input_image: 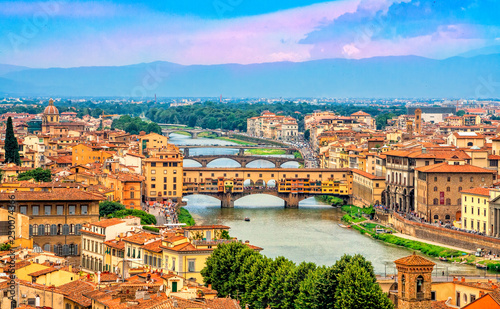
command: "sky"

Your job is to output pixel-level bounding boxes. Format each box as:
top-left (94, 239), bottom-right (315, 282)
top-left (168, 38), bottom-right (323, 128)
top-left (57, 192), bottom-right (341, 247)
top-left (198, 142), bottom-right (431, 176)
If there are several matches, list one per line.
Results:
top-left (0, 0), bottom-right (500, 68)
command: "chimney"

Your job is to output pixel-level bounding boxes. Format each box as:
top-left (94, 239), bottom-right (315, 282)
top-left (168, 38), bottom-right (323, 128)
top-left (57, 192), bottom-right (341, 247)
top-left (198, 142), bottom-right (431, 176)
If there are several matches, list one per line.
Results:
top-left (479, 291), bottom-right (485, 297)
top-left (461, 277), bottom-right (466, 283)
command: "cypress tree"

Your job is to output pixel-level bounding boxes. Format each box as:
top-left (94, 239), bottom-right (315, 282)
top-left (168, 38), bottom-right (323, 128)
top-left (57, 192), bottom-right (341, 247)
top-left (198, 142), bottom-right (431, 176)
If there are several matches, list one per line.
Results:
top-left (4, 117), bottom-right (21, 165)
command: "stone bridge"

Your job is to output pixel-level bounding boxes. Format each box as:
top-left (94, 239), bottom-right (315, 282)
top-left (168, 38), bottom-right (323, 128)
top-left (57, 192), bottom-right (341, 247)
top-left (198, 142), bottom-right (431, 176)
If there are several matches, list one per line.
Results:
top-left (161, 128), bottom-right (222, 139)
top-left (183, 189), bottom-right (324, 208)
top-left (181, 146), bottom-right (296, 157)
top-left (184, 155), bottom-right (304, 168)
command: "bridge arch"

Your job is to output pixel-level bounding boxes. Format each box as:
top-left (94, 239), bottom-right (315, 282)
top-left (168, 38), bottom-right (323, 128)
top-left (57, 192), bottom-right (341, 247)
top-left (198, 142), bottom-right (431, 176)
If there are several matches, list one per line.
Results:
top-left (206, 158), bottom-right (241, 168)
top-left (254, 179), bottom-right (266, 189)
top-left (246, 159), bottom-right (276, 168)
top-left (279, 160), bottom-right (301, 168)
top-left (244, 179), bottom-right (255, 189)
top-left (167, 130), bottom-right (196, 137)
top-left (183, 159), bottom-right (203, 167)
top-left (183, 194), bottom-right (222, 202)
top-left (267, 179), bottom-right (277, 188)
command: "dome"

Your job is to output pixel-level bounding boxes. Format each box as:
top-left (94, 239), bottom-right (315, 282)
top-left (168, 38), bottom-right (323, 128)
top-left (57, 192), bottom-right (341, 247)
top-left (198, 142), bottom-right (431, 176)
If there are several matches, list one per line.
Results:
top-left (44, 98), bottom-right (59, 115)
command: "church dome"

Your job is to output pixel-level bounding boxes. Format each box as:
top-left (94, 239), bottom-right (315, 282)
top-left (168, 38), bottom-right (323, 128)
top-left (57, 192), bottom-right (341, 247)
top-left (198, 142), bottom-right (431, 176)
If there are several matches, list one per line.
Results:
top-left (44, 98), bottom-right (59, 115)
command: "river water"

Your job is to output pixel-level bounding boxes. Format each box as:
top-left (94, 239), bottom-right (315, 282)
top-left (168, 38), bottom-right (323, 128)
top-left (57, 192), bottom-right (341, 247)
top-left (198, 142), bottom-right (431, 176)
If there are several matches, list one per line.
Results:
top-left (169, 133), bottom-right (484, 276)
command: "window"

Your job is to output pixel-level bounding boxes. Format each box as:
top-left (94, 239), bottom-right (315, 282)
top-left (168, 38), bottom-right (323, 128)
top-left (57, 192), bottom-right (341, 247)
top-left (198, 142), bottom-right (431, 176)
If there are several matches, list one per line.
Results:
top-left (481, 177), bottom-right (485, 182)
top-left (446, 198), bottom-right (451, 205)
top-left (57, 205), bottom-right (64, 215)
top-left (434, 177), bottom-right (437, 182)
top-left (434, 187), bottom-right (437, 192)
top-left (151, 162), bottom-right (156, 167)
top-left (81, 205), bottom-right (88, 215)
top-left (458, 187), bottom-right (462, 192)
top-left (32, 206), bottom-right (39, 215)
top-left (433, 198), bottom-right (438, 205)
top-left (447, 177), bottom-right (451, 182)
top-left (434, 215), bottom-right (439, 220)
top-left (44, 206), bottom-right (51, 215)
top-left (188, 259), bottom-right (195, 272)
top-left (470, 177), bottom-right (474, 182)
top-left (69, 205), bottom-right (76, 215)
top-left (172, 258), bottom-right (176, 271)
top-left (464, 206), bottom-right (467, 213)
top-left (150, 191), bottom-right (156, 196)
top-left (446, 187), bottom-right (450, 192)
top-left (459, 177), bottom-right (463, 182)
top-left (416, 276), bottom-right (424, 299)
top-left (20, 206), bottom-right (27, 215)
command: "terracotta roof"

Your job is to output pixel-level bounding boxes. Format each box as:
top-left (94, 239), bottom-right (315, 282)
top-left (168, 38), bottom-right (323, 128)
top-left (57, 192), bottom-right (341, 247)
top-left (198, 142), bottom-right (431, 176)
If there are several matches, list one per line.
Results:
top-left (460, 187), bottom-right (491, 196)
top-left (431, 300), bottom-right (452, 309)
top-left (57, 280), bottom-right (96, 307)
top-left (415, 162), bottom-right (496, 174)
top-left (28, 266), bottom-right (58, 277)
top-left (352, 169), bottom-right (385, 180)
top-left (0, 189), bottom-right (105, 201)
top-left (351, 111), bottom-right (371, 116)
top-left (142, 239), bottom-right (163, 253)
top-left (91, 218), bottom-right (125, 228)
top-left (394, 252), bottom-right (436, 267)
top-left (123, 232), bottom-right (160, 245)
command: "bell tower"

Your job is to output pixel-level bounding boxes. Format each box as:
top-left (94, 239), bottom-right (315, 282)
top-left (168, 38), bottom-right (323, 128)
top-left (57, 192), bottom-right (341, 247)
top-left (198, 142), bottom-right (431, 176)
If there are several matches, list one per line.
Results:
top-left (395, 252), bottom-right (435, 309)
top-left (406, 120), bottom-right (414, 137)
top-left (415, 109), bottom-right (422, 134)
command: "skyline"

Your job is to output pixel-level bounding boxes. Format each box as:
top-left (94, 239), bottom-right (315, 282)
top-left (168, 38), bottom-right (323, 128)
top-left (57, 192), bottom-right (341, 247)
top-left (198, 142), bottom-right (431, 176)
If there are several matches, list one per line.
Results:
top-left (1, 0), bottom-right (500, 68)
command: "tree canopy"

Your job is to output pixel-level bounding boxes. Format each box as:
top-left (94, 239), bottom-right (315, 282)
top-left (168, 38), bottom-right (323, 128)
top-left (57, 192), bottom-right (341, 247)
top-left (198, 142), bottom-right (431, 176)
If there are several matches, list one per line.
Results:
top-left (110, 209), bottom-right (156, 225)
top-left (17, 168), bottom-right (51, 182)
top-left (111, 115), bottom-right (162, 135)
top-left (201, 243), bottom-right (393, 309)
top-left (99, 201), bottom-right (125, 217)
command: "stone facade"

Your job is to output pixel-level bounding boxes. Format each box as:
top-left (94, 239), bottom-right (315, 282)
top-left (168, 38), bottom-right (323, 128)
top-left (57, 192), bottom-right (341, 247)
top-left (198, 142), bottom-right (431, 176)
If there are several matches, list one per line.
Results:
top-left (395, 253), bottom-right (435, 309)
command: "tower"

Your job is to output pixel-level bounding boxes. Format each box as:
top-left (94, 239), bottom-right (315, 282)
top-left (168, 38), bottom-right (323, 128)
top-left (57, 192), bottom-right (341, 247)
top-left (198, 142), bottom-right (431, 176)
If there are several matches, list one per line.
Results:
top-left (395, 252), bottom-right (435, 309)
top-left (406, 120), bottom-right (414, 137)
top-left (42, 99), bottom-right (60, 133)
top-left (415, 109), bottom-right (422, 135)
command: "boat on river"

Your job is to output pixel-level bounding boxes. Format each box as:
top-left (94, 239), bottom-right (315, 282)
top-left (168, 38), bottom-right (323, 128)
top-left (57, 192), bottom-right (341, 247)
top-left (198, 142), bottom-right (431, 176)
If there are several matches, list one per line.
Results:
top-left (476, 263), bottom-right (487, 269)
top-left (244, 217), bottom-right (250, 222)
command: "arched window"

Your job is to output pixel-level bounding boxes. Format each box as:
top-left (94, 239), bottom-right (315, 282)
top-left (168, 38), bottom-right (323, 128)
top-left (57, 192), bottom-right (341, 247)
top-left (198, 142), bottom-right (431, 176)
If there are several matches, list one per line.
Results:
top-left (43, 244), bottom-right (50, 252)
top-left (459, 177), bottom-right (463, 182)
top-left (446, 198), bottom-right (451, 205)
top-left (433, 198), bottom-right (438, 205)
top-left (38, 224), bottom-right (45, 236)
top-left (434, 215), bottom-right (439, 220)
top-left (45, 224), bottom-right (50, 235)
top-left (32, 224), bottom-right (38, 236)
top-left (457, 198), bottom-right (461, 205)
top-left (434, 187), bottom-right (437, 192)
top-left (458, 187), bottom-right (462, 192)
top-left (29, 225), bottom-right (33, 237)
top-left (69, 244), bottom-right (75, 256)
top-left (446, 187), bottom-right (450, 192)
top-left (416, 275), bottom-right (424, 298)
top-left (467, 142), bottom-right (473, 147)
top-left (51, 224), bottom-right (57, 235)
top-left (445, 215), bottom-right (451, 220)
top-left (58, 224), bottom-right (62, 235)
top-left (63, 244), bottom-right (69, 256)
top-left (62, 224), bottom-right (69, 235)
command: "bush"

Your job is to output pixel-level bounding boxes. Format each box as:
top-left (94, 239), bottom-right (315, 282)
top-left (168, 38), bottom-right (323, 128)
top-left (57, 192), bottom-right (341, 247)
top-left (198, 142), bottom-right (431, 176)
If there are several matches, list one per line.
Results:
top-left (373, 234), bottom-right (464, 258)
top-left (17, 168), bottom-right (51, 182)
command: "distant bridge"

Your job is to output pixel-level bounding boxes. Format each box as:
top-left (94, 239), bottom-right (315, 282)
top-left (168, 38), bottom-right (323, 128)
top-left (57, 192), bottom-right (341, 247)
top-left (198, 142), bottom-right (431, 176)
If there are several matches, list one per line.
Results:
top-left (162, 128), bottom-right (223, 139)
top-left (180, 146), bottom-right (296, 157)
top-left (185, 155), bottom-right (304, 168)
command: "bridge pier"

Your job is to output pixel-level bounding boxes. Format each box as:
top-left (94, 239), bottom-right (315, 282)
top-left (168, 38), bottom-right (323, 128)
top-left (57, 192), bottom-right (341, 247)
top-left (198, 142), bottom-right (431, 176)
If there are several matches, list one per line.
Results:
top-left (221, 193), bottom-right (235, 208)
top-left (192, 132), bottom-right (198, 139)
top-left (183, 148), bottom-right (189, 157)
top-left (238, 148), bottom-right (245, 156)
top-left (284, 193), bottom-right (300, 208)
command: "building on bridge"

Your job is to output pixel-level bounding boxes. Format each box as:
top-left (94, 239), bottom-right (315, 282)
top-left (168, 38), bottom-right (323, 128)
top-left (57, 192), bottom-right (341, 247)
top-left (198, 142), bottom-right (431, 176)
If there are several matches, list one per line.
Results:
top-left (182, 168), bottom-right (352, 208)
top-left (143, 144), bottom-right (183, 203)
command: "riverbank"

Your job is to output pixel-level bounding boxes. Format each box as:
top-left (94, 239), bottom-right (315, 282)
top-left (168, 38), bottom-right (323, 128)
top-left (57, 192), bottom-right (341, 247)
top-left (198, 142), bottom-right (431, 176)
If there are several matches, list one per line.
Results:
top-left (179, 207), bottom-right (195, 226)
top-left (196, 132), bottom-right (256, 145)
top-left (339, 205), bottom-right (467, 259)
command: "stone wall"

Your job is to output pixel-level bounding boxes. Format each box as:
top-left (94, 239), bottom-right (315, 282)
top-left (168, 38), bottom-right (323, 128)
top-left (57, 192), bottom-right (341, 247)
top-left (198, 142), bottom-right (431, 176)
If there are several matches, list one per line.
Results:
top-left (385, 212), bottom-right (500, 254)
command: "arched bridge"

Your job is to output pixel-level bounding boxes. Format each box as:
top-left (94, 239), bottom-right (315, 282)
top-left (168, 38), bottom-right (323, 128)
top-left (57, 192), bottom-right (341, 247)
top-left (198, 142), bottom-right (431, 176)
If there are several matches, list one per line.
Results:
top-left (161, 128), bottom-right (222, 139)
top-left (184, 155), bottom-right (304, 168)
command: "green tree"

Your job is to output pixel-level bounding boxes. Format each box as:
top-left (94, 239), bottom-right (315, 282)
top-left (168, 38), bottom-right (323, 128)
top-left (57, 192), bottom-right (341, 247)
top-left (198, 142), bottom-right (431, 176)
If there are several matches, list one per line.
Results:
top-left (335, 263), bottom-right (393, 309)
top-left (242, 256), bottom-right (272, 308)
top-left (304, 129), bottom-right (310, 141)
top-left (17, 168), bottom-right (51, 182)
top-left (262, 257), bottom-right (296, 309)
top-left (110, 209), bottom-right (156, 225)
top-left (99, 201), bottom-right (125, 217)
top-left (201, 242), bottom-right (259, 297)
top-left (282, 262), bottom-right (316, 309)
top-left (456, 110), bottom-right (465, 116)
top-left (4, 117), bottom-right (21, 165)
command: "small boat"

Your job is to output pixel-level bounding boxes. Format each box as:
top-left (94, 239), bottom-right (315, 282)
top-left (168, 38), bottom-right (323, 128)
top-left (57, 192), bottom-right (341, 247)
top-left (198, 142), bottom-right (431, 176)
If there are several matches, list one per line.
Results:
top-left (476, 263), bottom-right (487, 269)
top-left (439, 257), bottom-right (448, 262)
top-left (338, 224), bottom-right (347, 228)
top-left (244, 217), bottom-right (250, 222)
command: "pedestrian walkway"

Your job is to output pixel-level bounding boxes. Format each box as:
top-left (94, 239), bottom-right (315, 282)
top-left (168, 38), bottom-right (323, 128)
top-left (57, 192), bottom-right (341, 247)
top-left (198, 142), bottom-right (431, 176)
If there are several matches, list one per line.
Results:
top-left (392, 232), bottom-right (473, 254)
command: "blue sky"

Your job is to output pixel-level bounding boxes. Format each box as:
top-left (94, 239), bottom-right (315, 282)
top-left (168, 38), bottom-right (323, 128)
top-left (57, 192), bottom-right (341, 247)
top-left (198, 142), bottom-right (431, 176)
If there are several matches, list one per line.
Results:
top-left (1, 0), bottom-right (499, 68)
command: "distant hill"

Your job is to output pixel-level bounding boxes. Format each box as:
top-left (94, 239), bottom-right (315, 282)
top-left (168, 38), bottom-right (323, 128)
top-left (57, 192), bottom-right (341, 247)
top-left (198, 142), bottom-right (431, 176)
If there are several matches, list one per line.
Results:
top-left (1, 54), bottom-right (500, 98)
top-left (457, 45), bottom-right (500, 58)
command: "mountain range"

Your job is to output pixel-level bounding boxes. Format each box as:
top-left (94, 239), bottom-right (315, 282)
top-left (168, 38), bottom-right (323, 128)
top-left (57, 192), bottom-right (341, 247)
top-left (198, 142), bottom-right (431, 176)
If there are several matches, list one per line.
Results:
top-left (1, 54), bottom-right (500, 98)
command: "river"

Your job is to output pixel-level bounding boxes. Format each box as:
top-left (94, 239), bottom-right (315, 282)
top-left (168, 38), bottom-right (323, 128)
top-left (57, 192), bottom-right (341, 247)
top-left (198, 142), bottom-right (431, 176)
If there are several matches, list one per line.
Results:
top-left (169, 133), bottom-right (485, 276)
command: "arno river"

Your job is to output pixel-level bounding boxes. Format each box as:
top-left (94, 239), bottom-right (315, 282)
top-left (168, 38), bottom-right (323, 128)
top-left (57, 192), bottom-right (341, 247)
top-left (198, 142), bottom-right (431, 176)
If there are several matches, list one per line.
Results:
top-left (170, 133), bottom-right (484, 277)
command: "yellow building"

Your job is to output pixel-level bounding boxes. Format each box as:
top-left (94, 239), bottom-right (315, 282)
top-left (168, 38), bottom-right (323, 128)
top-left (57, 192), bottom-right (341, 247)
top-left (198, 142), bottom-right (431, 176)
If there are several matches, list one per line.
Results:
top-left (28, 265), bottom-right (78, 287)
top-left (461, 188), bottom-right (490, 234)
top-left (432, 277), bottom-right (498, 308)
top-left (72, 143), bottom-right (113, 165)
top-left (139, 132), bottom-right (169, 155)
top-left (0, 207), bottom-right (31, 248)
top-left (143, 144), bottom-right (183, 203)
top-left (15, 262), bottom-right (49, 282)
top-left (352, 169), bottom-right (386, 206)
top-left (321, 177), bottom-right (352, 195)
